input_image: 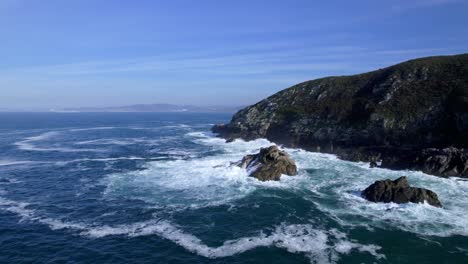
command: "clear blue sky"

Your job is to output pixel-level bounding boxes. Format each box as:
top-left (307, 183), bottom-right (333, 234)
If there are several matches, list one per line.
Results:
top-left (1, 0), bottom-right (467, 109)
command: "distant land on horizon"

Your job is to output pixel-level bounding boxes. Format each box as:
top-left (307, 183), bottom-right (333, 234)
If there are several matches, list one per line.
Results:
top-left (0, 104), bottom-right (244, 113)
top-left (57, 103), bottom-right (244, 113)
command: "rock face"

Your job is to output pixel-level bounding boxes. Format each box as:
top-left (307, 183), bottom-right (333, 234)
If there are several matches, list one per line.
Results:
top-left (411, 147), bottom-right (468, 177)
top-left (235, 145), bottom-right (297, 181)
top-left (377, 147), bottom-right (468, 177)
top-left (213, 54), bottom-right (468, 178)
top-left (362, 176), bottom-right (442, 207)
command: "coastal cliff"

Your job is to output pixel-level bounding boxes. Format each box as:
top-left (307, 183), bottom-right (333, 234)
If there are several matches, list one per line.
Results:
top-left (213, 54), bottom-right (468, 177)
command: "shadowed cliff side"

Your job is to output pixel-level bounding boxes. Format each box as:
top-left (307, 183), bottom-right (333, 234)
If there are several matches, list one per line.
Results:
top-left (213, 54), bottom-right (468, 177)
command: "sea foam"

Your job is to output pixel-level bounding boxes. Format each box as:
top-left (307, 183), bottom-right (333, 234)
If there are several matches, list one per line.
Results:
top-left (14, 131), bottom-right (103, 152)
top-left (103, 131), bottom-right (468, 237)
top-left (83, 221), bottom-right (384, 263)
top-left (0, 195), bottom-right (384, 263)
top-left (286, 145), bottom-right (468, 237)
top-left (3, 126), bottom-right (467, 262)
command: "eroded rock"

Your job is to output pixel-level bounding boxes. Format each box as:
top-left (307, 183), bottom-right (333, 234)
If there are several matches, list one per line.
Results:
top-left (362, 176), bottom-right (442, 207)
top-left (236, 145), bottom-right (297, 181)
top-left (412, 147), bottom-right (468, 177)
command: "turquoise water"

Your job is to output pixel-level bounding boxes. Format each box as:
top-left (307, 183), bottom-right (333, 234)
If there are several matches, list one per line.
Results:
top-left (0, 113), bottom-right (467, 263)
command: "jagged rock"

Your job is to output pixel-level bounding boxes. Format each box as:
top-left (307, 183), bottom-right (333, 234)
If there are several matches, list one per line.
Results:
top-left (412, 147), bottom-right (468, 177)
top-left (369, 156), bottom-right (380, 168)
top-left (235, 145), bottom-right (297, 181)
top-left (362, 176), bottom-right (442, 207)
top-left (212, 54), bottom-right (468, 178)
top-left (212, 124), bottom-right (227, 134)
top-left (379, 147), bottom-right (468, 177)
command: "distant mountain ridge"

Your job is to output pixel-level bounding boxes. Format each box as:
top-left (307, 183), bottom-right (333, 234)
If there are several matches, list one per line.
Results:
top-left (56, 104), bottom-right (243, 113)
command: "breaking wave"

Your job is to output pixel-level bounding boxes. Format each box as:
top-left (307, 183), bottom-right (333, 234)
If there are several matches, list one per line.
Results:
top-left (102, 131), bottom-right (468, 237)
top-left (0, 196), bottom-right (384, 263)
top-left (2, 120), bottom-right (467, 263)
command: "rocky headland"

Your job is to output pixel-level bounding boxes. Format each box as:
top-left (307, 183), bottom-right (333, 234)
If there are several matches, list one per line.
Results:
top-left (213, 54), bottom-right (468, 178)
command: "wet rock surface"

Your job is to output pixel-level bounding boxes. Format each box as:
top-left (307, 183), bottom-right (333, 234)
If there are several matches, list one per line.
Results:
top-left (235, 145), bottom-right (297, 181)
top-left (362, 176), bottom-right (442, 207)
top-left (411, 147), bottom-right (468, 177)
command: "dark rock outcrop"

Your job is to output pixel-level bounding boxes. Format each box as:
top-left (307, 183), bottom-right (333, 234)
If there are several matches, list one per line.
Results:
top-left (411, 147), bottom-right (468, 177)
top-left (362, 176), bottom-right (442, 207)
top-left (212, 54), bottom-right (468, 178)
top-left (235, 145), bottom-right (297, 181)
top-left (376, 147), bottom-right (468, 177)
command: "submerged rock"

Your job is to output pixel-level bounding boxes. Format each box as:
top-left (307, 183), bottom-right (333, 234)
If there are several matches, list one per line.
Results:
top-left (235, 145), bottom-right (297, 181)
top-left (362, 176), bottom-right (442, 207)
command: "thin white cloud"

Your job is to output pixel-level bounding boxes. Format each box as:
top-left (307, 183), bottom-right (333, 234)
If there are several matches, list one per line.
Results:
top-left (1, 45), bottom-right (361, 77)
top-left (1, 46), bottom-right (455, 78)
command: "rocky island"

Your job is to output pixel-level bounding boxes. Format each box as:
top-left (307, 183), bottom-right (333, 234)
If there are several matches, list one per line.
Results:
top-left (362, 176), bottom-right (442, 207)
top-left (213, 54), bottom-right (468, 178)
top-left (234, 145), bottom-right (297, 181)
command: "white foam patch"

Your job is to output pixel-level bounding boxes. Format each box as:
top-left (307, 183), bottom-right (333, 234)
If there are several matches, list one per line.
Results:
top-left (187, 131), bottom-right (272, 154)
top-left (0, 196), bottom-right (384, 262)
top-left (103, 134), bottom-right (305, 209)
top-left (0, 157), bottom-right (148, 168)
top-left (62, 129), bottom-right (468, 238)
top-left (103, 155), bottom-right (256, 209)
top-left (0, 196), bottom-right (87, 230)
top-left (75, 139), bottom-right (135, 146)
top-left (0, 160), bottom-right (37, 166)
top-left (456, 246), bottom-right (468, 256)
top-left (0, 178), bottom-right (22, 185)
top-left (54, 156), bottom-right (151, 166)
top-left (69, 127), bottom-right (118, 132)
top-left (285, 147), bottom-right (468, 237)
top-left (152, 149), bottom-right (198, 158)
top-left (74, 138), bottom-right (166, 146)
top-left (6, 125), bottom-right (465, 261)
top-left (186, 132), bottom-right (468, 237)
top-left (83, 221), bottom-right (384, 262)
top-left (162, 124), bottom-right (190, 129)
top-left (14, 131), bottom-right (103, 152)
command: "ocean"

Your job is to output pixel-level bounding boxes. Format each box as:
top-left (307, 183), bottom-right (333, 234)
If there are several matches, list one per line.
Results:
top-left (0, 112), bottom-right (467, 263)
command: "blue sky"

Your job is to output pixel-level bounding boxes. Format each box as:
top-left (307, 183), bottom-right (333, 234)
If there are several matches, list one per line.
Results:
top-left (1, 0), bottom-right (467, 109)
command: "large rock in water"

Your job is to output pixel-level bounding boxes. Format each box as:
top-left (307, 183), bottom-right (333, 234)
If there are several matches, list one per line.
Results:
top-left (362, 176), bottom-right (442, 207)
top-left (212, 54), bottom-right (468, 178)
top-left (236, 145), bottom-right (297, 181)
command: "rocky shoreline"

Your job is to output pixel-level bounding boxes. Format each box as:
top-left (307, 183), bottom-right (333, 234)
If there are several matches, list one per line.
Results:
top-left (229, 144), bottom-right (443, 207)
top-left (212, 54), bottom-right (468, 178)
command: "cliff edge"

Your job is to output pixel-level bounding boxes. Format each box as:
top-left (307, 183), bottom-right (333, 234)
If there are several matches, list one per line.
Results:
top-left (213, 54), bottom-right (468, 177)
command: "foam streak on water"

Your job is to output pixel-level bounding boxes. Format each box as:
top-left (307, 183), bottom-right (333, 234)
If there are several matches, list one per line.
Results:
top-left (287, 148), bottom-right (468, 237)
top-left (0, 196), bottom-right (383, 263)
top-left (85, 221), bottom-right (385, 263)
top-left (14, 131), bottom-right (103, 152)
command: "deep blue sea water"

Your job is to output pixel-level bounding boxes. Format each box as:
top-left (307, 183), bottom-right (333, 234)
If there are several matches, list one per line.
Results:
top-left (0, 112), bottom-right (467, 263)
